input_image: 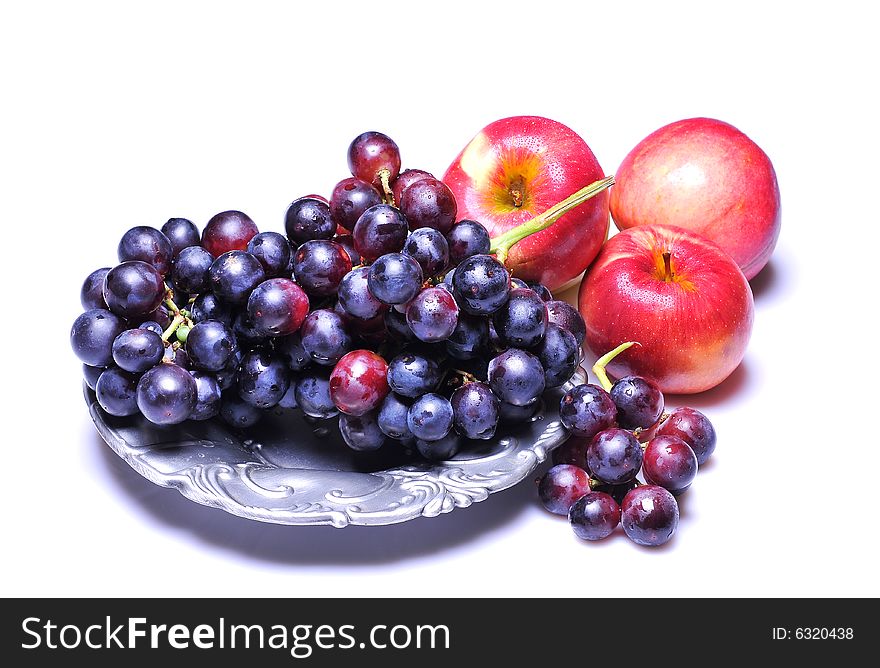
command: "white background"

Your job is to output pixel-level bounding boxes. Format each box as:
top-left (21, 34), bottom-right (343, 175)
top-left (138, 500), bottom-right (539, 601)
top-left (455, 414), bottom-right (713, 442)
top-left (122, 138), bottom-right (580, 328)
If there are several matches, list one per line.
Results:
top-left (2, 0), bottom-right (878, 598)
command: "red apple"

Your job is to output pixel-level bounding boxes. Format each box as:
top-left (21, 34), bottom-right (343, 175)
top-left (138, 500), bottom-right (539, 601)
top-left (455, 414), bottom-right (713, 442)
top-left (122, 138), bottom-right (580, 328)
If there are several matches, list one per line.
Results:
top-left (444, 116), bottom-right (609, 291)
top-left (610, 117), bottom-right (780, 280)
top-left (578, 224), bottom-right (754, 394)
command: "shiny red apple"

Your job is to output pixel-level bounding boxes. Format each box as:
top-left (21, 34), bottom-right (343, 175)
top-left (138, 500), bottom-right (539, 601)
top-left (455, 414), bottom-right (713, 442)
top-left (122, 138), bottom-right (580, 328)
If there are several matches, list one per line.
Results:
top-left (610, 117), bottom-right (780, 280)
top-left (444, 116), bottom-right (609, 291)
top-left (578, 224), bottom-right (754, 394)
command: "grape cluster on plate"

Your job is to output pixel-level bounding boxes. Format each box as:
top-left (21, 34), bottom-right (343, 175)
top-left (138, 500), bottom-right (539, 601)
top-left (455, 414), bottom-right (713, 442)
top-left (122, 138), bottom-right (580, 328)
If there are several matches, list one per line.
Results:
top-left (541, 370), bottom-right (717, 546)
top-left (71, 131), bottom-right (589, 462)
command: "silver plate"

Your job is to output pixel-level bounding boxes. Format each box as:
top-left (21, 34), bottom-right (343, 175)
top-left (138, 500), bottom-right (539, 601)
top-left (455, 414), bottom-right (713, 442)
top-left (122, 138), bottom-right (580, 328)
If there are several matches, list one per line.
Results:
top-left (85, 368), bottom-right (582, 527)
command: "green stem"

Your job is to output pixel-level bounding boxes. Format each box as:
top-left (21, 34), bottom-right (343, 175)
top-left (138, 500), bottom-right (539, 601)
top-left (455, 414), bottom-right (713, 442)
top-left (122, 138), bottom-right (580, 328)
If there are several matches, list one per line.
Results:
top-left (162, 312), bottom-right (186, 343)
top-left (592, 341), bottom-right (640, 392)
top-left (489, 175), bottom-right (615, 265)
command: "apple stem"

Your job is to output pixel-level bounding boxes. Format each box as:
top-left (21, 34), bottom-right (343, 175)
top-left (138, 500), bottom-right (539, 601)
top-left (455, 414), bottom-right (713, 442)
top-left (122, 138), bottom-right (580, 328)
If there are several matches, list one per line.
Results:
top-left (489, 175), bottom-right (615, 266)
top-left (592, 341), bottom-right (641, 392)
top-left (662, 251), bottom-right (674, 281)
top-left (378, 168), bottom-right (395, 206)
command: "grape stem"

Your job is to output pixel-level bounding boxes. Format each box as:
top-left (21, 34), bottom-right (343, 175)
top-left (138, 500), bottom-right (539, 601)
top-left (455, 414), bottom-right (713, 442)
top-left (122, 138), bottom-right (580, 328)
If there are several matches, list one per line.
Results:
top-left (489, 175), bottom-right (615, 266)
top-left (592, 341), bottom-right (641, 392)
top-left (161, 312), bottom-right (186, 343)
top-left (163, 284), bottom-right (194, 339)
top-left (378, 169), bottom-right (395, 206)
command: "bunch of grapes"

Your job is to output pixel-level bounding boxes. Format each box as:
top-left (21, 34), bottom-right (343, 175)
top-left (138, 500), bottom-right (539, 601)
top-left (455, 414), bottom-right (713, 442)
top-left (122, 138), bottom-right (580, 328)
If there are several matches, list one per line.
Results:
top-left (539, 366), bottom-right (717, 547)
top-left (71, 131), bottom-right (589, 462)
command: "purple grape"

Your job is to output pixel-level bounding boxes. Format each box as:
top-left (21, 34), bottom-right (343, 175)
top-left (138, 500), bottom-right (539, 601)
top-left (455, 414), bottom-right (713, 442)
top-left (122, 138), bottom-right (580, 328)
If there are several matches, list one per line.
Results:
top-left (533, 324), bottom-right (579, 388)
top-left (348, 131), bottom-right (401, 185)
top-left (367, 253), bottom-right (423, 305)
top-left (546, 300), bottom-right (586, 347)
top-left (446, 220), bottom-right (490, 265)
top-left (492, 287), bottom-right (547, 348)
top-left (237, 349), bottom-right (290, 408)
top-left (528, 282), bottom-right (553, 301)
top-left (406, 287), bottom-right (459, 343)
top-left (392, 168), bottom-right (433, 203)
top-left (384, 307), bottom-right (414, 341)
top-left (656, 407), bottom-right (717, 465)
top-left (201, 210), bottom-right (259, 258)
top-left (353, 204), bottom-right (409, 262)
top-left (643, 435), bottom-right (698, 494)
top-left (295, 368), bottom-right (338, 419)
top-left (292, 240), bottom-right (352, 297)
top-left (208, 250), bottom-right (266, 304)
top-left (172, 245), bottom-right (214, 294)
top-left (558, 384), bottom-right (617, 438)
top-left (334, 234), bottom-right (361, 265)
top-left (488, 348), bottom-right (545, 406)
top-left (611, 376), bottom-right (664, 430)
top-left (338, 266), bottom-right (385, 320)
top-left (339, 411), bottom-right (386, 452)
top-left (299, 309), bottom-right (352, 366)
top-left (330, 177), bottom-right (382, 231)
top-left (186, 320), bottom-right (236, 371)
top-left (538, 464), bottom-right (591, 515)
top-left (95, 368), bottom-right (140, 417)
top-left (246, 278), bottom-right (310, 337)
top-left (416, 431), bottom-right (461, 460)
top-left (275, 332), bottom-right (311, 372)
top-left (80, 267), bottom-right (110, 310)
top-left (399, 178), bottom-right (457, 234)
top-left (103, 261), bottom-right (166, 318)
top-left (452, 254), bottom-right (510, 316)
top-left (621, 485), bottom-right (679, 547)
top-left (111, 328), bottom-right (165, 373)
top-left (407, 393), bottom-right (454, 442)
top-left (451, 381), bottom-right (499, 440)
top-left (219, 391), bottom-right (263, 428)
top-left (586, 428), bottom-right (643, 485)
top-left (247, 232), bottom-right (292, 278)
top-left (403, 227), bottom-right (449, 277)
top-left (189, 370), bottom-right (222, 420)
top-left (377, 393), bottom-right (413, 440)
top-left (161, 218), bottom-right (200, 258)
top-left (71, 309), bottom-right (127, 367)
top-left (190, 292), bottom-right (233, 325)
top-left (569, 492), bottom-right (620, 541)
top-left (285, 197), bottom-right (335, 245)
top-left (498, 399), bottom-right (540, 424)
top-left (83, 363), bottom-right (105, 391)
top-left (136, 363), bottom-right (197, 425)
top-left (387, 353), bottom-right (441, 398)
top-left (446, 312), bottom-right (489, 360)
top-left (118, 226), bottom-right (173, 275)
top-left (552, 435), bottom-right (590, 470)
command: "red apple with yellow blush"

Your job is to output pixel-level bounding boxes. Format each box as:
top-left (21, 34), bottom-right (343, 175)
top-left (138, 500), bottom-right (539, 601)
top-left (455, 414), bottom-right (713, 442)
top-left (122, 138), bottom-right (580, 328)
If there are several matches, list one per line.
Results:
top-left (444, 116), bottom-right (610, 291)
top-left (579, 224), bottom-right (754, 394)
top-left (610, 118), bottom-right (780, 280)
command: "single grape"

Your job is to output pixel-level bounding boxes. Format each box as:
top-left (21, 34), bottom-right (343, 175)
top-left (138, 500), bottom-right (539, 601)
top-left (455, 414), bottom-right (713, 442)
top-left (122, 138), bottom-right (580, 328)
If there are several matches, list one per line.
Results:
top-left (334, 233), bottom-right (361, 266)
top-left (488, 348), bottom-right (545, 406)
top-left (83, 363), bottom-right (105, 391)
top-left (111, 328), bottom-right (165, 373)
top-left (377, 393), bottom-right (413, 440)
top-left (208, 250), bottom-right (265, 304)
top-left (201, 210), bottom-right (259, 258)
top-left (299, 309), bottom-right (352, 366)
top-left (353, 204), bottom-right (409, 262)
top-left (80, 267), bottom-right (110, 310)
top-left (285, 197), bottom-right (335, 245)
top-left (452, 254), bottom-right (510, 315)
top-left (232, 310), bottom-right (266, 347)
top-left (387, 353), bottom-right (441, 398)
top-left (71, 309), bottom-right (127, 367)
top-left (534, 324), bottom-right (579, 388)
top-left (246, 232), bottom-right (292, 278)
top-left (275, 332), bottom-right (312, 372)
top-left (537, 464), bottom-right (591, 515)
top-left (569, 492), bottom-right (620, 541)
top-left (558, 384), bottom-right (617, 438)
top-left (451, 381), bottom-right (499, 440)
top-left (295, 368), bottom-right (338, 419)
top-left (136, 363), bottom-right (197, 425)
top-left (399, 178), bottom-right (457, 234)
top-left (510, 278), bottom-right (530, 290)
top-left (551, 435), bottom-right (590, 470)
top-left (528, 282), bottom-right (553, 302)
top-left (103, 261), bottom-right (166, 318)
top-left (219, 391), bottom-right (263, 428)
top-left (391, 168), bottom-right (433, 204)
top-left (339, 411), bottom-right (386, 451)
top-left (445, 312), bottom-right (489, 361)
top-left (347, 131), bottom-right (401, 186)
top-left (406, 287), bottom-right (459, 343)
top-left (190, 292), bottom-right (233, 325)
top-left (171, 245), bottom-right (214, 294)
top-left (185, 320), bottom-right (236, 371)
top-left (493, 287), bottom-right (547, 348)
top-left (587, 428), bottom-right (643, 485)
top-left (498, 399), bottom-right (540, 424)
top-left (237, 348), bottom-right (290, 408)
top-left (292, 239), bottom-right (352, 297)
top-left (118, 226), bottom-right (173, 276)
top-left (278, 380), bottom-right (299, 409)
top-left (446, 220), bottom-right (490, 265)
top-left (330, 177), bottom-right (383, 231)
top-left (161, 218), bottom-right (200, 258)
top-left (611, 376), bottom-right (664, 431)
top-left (656, 407), bottom-right (717, 465)
top-left (189, 370), bottom-right (222, 420)
top-left (215, 348), bottom-right (242, 391)
top-left (144, 304), bottom-right (171, 329)
top-left (337, 266), bottom-right (385, 320)
top-left (416, 431), bottom-right (461, 460)
top-left (407, 393), bottom-right (454, 442)
top-left (163, 344), bottom-right (190, 369)
top-left (367, 253), bottom-right (423, 305)
top-left (246, 278), bottom-right (310, 337)
top-left (95, 368), bottom-right (140, 417)
top-left (403, 227), bottom-right (449, 278)
top-left (329, 349), bottom-right (390, 416)
top-left (384, 307), bottom-right (414, 341)
top-left (546, 300), bottom-right (586, 347)
top-left (643, 435), bottom-right (698, 494)
top-left (621, 485), bottom-right (680, 547)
